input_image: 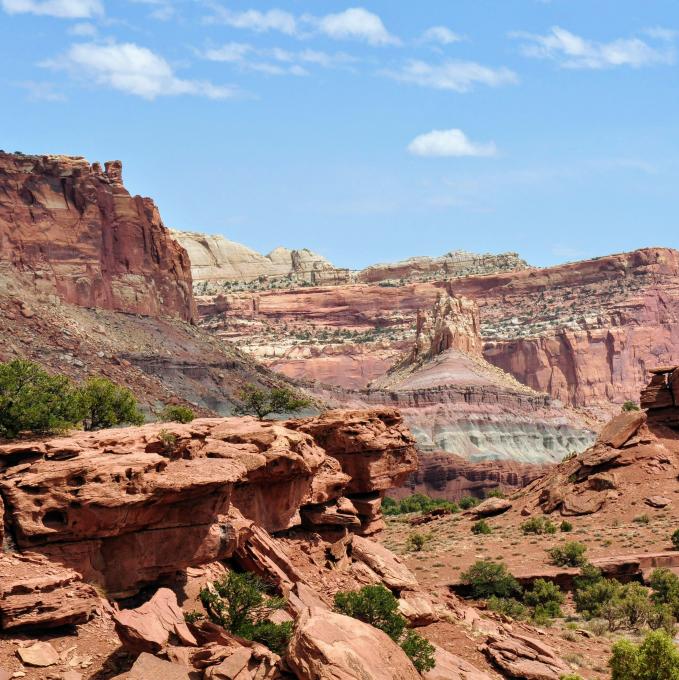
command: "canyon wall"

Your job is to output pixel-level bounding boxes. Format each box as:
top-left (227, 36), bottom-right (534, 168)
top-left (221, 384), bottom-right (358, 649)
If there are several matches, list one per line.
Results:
top-left (0, 152), bottom-right (195, 322)
top-left (198, 247), bottom-right (679, 416)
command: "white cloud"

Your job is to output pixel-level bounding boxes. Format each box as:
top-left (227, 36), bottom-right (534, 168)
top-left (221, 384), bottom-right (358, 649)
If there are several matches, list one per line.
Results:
top-left (644, 26), bottom-right (679, 42)
top-left (129, 0), bottom-right (176, 21)
top-left (206, 7), bottom-right (298, 35)
top-left (315, 8), bottom-right (399, 46)
top-left (206, 5), bottom-right (398, 46)
top-left (512, 26), bottom-right (675, 69)
top-left (408, 129), bottom-right (497, 158)
top-left (69, 21), bottom-right (97, 35)
top-left (202, 42), bottom-right (354, 76)
top-left (44, 41), bottom-right (236, 100)
top-left (385, 59), bottom-right (518, 92)
top-left (1, 0), bottom-right (102, 17)
top-left (18, 80), bottom-right (66, 101)
top-left (421, 26), bottom-right (462, 45)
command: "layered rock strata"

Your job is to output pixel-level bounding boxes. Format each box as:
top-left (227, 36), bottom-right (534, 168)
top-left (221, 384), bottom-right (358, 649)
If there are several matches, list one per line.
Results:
top-left (0, 409), bottom-right (416, 601)
top-left (0, 152), bottom-right (195, 322)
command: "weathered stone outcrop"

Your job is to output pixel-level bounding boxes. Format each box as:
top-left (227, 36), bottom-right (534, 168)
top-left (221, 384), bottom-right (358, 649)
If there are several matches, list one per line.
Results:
top-left (0, 410), bottom-right (417, 600)
top-left (0, 152), bottom-right (195, 322)
top-left (174, 231), bottom-right (350, 288)
top-left (287, 608), bottom-right (421, 680)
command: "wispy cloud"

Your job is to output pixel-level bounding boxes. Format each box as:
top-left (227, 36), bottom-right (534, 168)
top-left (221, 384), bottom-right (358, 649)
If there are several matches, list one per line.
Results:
top-left (313, 8), bottom-right (399, 46)
top-left (43, 41), bottom-right (236, 100)
top-left (17, 80), bottom-right (66, 101)
top-left (408, 129), bottom-right (497, 157)
top-left (385, 59), bottom-right (518, 92)
top-left (129, 0), bottom-right (176, 21)
top-left (205, 5), bottom-right (399, 46)
top-left (421, 26), bottom-right (462, 46)
top-left (511, 26), bottom-right (675, 69)
top-left (1, 0), bottom-right (103, 18)
top-left (202, 42), bottom-right (355, 76)
top-left (68, 20), bottom-right (97, 35)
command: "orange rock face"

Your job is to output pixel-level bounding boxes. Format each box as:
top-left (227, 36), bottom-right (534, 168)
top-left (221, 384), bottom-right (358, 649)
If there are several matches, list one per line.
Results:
top-left (0, 152), bottom-right (195, 322)
top-left (201, 247), bottom-right (679, 417)
top-left (0, 410), bottom-right (417, 598)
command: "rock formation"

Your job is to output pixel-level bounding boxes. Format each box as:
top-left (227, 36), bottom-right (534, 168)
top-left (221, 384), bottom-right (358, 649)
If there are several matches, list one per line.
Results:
top-left (173, 231), bottom-right (350, 289)
top-left (0, 152), bottom-right (195, 322)
top-left (0, 409), bottom-right (416, 600)
top-left (357, 249), bottom-right (528, 284)
top-left (199, 247), bottom-right (679, 419)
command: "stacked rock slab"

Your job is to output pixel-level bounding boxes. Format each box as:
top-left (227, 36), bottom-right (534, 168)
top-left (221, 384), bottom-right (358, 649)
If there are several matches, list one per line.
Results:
top-left (0, 409), bottom-right (417, 607)
top-left (641, 365), bottom-right (679, 427)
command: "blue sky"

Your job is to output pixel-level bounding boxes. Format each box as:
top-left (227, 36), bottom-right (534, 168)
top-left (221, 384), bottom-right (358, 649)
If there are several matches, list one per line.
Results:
top-left (1, 0), bottom-right (678, 269)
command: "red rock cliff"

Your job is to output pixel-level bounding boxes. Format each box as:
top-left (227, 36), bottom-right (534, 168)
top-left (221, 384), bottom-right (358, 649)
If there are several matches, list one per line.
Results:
top-left (0, 152), bottom-right (195, 322)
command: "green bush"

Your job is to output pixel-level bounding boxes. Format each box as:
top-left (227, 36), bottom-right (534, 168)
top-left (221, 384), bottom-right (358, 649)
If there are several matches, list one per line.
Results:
top-left (610, 630), bottom-right (679, 679)
top-left (0, 359), bottom-right (82, 438)
top-left (334, 585), bottom-right (435, 673)
top-left (671, 529), bottom-right (679, 551)
top-left (521, 516), bottom-right (557, 535)
top-left (459, 496), bottom-right (480, 510)
top-left (471, 519), bottom-right (492, 535)
top-left (488, 596), bottom-right (528, 620)
top-left (560, 520), bottom-right (573, 532)
top-left (460, 560), bottom-right (521, 599)
top-left (484, 489), bottom-right (505, 498)
top-left (79, 376), bottom-right (144, 430)
top-left (382, 493), bottom-right (459, 516)
top-left (159, 404), bottom-right (195, 423)
top-left (622, 400), bottom-right (640, 412)
top-left (199, 572), bottom-right (291, 654)
top-left (406, 531), bottom-right (432, 552)
top-left (523, 579), bottom-right (564, 613)
top-left (575, 576), bottom-right (622, 618)
top-left (560, 675), bottom-right (585, 680)
top-left (548, 542), bottom-right (587, 567)
top-left (235, 384), bottom-right (311, 420)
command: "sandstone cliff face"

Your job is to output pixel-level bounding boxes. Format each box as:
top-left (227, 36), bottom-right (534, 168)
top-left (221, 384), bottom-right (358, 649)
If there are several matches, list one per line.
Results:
top-left (0, 409), bottom-right (416, 599)
top-left (199, 248), bottom-right (679, 418)
top-left (0, 153), bottom-right (195, 322)
top-left (357, 249), bottom-right (528, 284)
top-left (174, 230), bottom-right (350, 289)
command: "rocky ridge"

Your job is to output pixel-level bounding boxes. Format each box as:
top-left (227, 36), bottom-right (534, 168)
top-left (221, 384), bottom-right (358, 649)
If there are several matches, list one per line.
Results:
top-left (0, 409), bottom-right (578, 680)
top-left (0, 152), bottom-right (195, 322)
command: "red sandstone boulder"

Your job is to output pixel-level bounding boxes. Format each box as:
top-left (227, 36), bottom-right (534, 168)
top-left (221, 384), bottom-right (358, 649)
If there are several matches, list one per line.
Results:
top-left (470, 497), bottom-right (512, 517)
top-left (351, 535), bottom-right (418, 591)
top-left (287, 608), bottom-right (420, 680)
top-left (598, 411), bottom-right (646, 449)
top-left (16, 641), bottom-right (59, 667)
top-left (424, 644), bottom-right (492, 680)
top-left (112, 652), bottom-right (191, 679)
top-left (113, 588), bottom-right (197, 654)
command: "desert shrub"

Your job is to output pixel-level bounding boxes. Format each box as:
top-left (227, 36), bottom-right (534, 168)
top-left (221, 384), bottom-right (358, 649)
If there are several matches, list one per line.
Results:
top-left (235, 384), bottom-right (311, 420)
top-left (79, 376), bottom-right (144, 430)
top-left (199, 572), bottom-right (291, 654)
top-left (0, 359), bottom-right (82, 438)
top-left (560, 675), bottom-right (585, 680)
top-left (575, 576), bottom-right (622, 618)
top-left (548, 542), bottom-right (587, 567)
top-left (158, 404), bottom-right (195, 423)
top-left (383, 493), bottom-right (458, 516)
top-left (523, 579), bottom-right (564, 612)
top-left (488, 596), bottom-right (528, 619)
top-left (671, 529), bottom-right (679, 551)
top-left (609, 630), bottom-right (679, 679)
top-left (647, 603), bottom-right (677, 635)
top-left (622, 400), bottom-right (640, 412)
top-left (560, 520), bottom-right (573, 532)
top-left (521, 516), bottom-right (557, 535)
top-left (650, 568), bottom-right (679, 618)
top-left (484, 489), bottom-right (505, 498)
top-left (399, 630), bottom-right (436, 673)
top-left (157, 429), bottom-right (179, 454)
top-left (458, 496), bottom-right (480, 510)
top-left (460, 560), bottom-right (521, 599)
top-left (334, 585), bottom-right (435, 673)
top-left (634, 514), bottom-right (651, 525)
top-left (614, 583), bottom-right (654, 630)
top-left (406, 531), bottom-right (432, 552)
top-left (472, 519), bottom-right (492, 535)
